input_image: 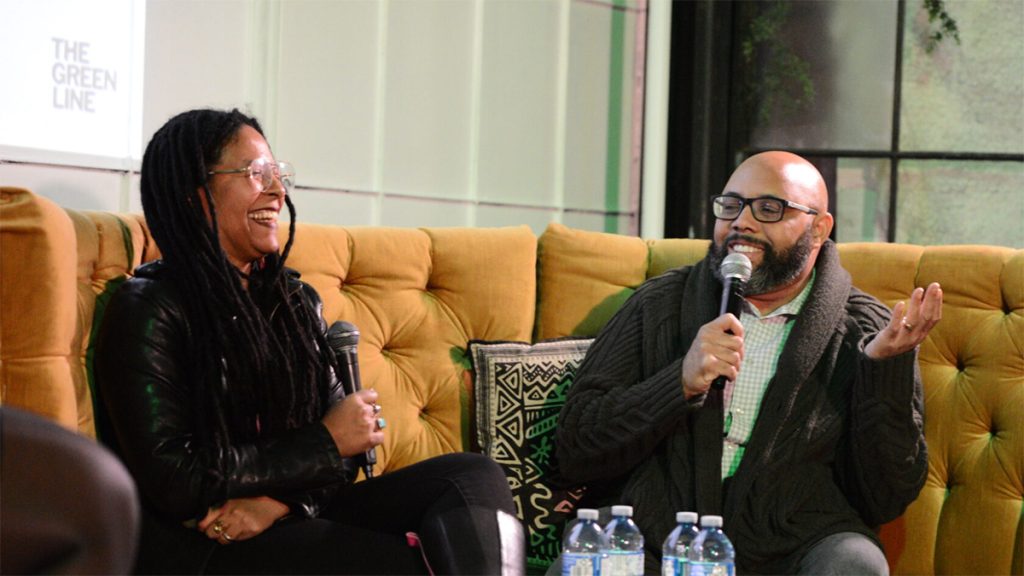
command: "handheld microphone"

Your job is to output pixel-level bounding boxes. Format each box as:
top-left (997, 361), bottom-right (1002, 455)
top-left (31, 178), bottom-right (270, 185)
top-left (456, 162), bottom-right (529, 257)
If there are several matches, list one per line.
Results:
top-left (712, 253), bottom-right (752, 391)
top-left (326, 320), bottom-right (376, 479)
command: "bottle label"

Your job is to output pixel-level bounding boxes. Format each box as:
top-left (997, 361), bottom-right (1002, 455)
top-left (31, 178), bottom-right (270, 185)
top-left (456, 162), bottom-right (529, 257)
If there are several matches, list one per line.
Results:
top-left (562, 553), bottom-right (600, 576)
top-left (687, 561), bottom-right (734, 576)
top-left (601, 551), bottom-right (644, 576)
top-left (661, 555), bottom-right (686, 576)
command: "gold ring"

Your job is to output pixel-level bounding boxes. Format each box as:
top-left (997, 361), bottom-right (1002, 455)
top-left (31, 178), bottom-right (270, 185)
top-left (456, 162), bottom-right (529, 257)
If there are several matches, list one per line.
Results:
top-left (902, 318), bottom-right (914, 331)
top-left (376, 417), bottom-right (386, 430)
top-left (212, 521), bottom-right (224, 535)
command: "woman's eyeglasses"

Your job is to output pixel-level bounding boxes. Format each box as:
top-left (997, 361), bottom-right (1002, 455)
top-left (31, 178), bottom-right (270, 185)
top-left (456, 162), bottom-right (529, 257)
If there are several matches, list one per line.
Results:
top-left (208, 158), bottom-right (295, 193)
top-left (711, 194), bottom-right (818, 223)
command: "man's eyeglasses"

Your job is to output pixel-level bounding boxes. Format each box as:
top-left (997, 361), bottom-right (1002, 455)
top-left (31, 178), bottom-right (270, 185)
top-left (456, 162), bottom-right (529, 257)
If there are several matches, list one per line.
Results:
top-left (208, 158), bottom-right (295, 193)
top-left (711, 194), bottom-right (818, 223)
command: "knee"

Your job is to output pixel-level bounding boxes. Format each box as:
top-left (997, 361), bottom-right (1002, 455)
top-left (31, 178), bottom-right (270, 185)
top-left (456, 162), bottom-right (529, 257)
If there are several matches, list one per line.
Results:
top-left (466, 452), bottom-right (506, 481)
top-left (799, 532), bottom-right (888, 576)
top-left (441, 452), bottom-right (506, 483)
top-left (436, 453), bottom-right (513, 510)
top-left (835, 544), bottom-right (888, 576)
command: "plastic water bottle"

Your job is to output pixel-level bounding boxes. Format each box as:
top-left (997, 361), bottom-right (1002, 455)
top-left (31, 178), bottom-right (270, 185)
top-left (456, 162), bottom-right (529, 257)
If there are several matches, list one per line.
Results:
top-left (562, 508), bottom-right (605, 576)
top-left (686, 515), bottom-right (735, 576)
top-left (600, 505), bottom-right (644, 576)
top-left (661, 511), bottom-right (700, 576)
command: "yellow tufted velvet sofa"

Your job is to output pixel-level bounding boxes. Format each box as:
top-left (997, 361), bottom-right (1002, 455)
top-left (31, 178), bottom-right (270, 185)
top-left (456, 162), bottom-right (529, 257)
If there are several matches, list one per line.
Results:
top-left (1, 186), bottom-right (1021, 575)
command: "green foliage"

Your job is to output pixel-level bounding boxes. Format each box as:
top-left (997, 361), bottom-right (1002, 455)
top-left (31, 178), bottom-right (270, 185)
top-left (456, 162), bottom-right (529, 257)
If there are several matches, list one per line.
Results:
top-left (738, 1), bottom-right (816, 127)
top-left (922, 0), bottom-right (961, 53)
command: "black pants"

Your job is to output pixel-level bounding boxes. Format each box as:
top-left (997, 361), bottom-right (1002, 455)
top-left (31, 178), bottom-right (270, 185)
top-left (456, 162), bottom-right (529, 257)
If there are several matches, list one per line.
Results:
top-left (204, 452), bottom-right (515, 575)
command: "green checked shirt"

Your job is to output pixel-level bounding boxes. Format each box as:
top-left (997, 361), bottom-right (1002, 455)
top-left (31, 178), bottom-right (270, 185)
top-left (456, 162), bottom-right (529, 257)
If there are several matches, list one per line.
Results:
top-left (721, 270), bottom-right (816, 479)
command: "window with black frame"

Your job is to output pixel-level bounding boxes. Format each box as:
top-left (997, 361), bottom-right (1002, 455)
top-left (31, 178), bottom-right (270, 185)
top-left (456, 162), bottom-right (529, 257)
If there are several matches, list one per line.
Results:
top-left (728, 0), bottom-right (1023, 248)
top-left (666, 0), bottom-right (1022, 248)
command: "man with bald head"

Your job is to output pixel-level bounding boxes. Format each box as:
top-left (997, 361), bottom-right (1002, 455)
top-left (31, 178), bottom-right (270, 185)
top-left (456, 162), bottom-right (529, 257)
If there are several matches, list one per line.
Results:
top-left (554, 152), bottom-right (942, 574)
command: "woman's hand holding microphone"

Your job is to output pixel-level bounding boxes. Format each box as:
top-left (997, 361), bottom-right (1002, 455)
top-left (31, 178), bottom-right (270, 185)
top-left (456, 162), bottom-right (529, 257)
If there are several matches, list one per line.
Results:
top-left (321, 388), bottom-right (385, 458)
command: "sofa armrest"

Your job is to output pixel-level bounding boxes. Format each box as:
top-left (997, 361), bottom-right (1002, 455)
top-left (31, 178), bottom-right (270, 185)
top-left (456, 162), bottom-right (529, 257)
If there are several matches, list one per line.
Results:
top-left (0, 187), bottom-right (80, 432)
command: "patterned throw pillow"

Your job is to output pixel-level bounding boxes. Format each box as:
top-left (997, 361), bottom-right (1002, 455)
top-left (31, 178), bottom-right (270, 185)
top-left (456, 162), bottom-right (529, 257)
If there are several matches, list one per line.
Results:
top-left (469, 338), bottom-right (593, 575)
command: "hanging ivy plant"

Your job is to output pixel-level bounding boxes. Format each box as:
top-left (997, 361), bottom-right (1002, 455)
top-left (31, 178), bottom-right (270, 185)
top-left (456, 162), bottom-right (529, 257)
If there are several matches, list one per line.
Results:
top-left (735, 0), bottom-right (960, 135)
top-left (737, 1), bottom-right (815, 127)
top-left (922, 0), bottom-right (961, 53)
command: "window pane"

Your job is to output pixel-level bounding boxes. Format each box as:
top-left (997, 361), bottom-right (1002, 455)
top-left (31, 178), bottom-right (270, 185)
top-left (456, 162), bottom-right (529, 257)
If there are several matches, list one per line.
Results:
top-left (734, 0), bottom-right (897, 150)
top-left (897, 160), bottom-right (1024, 247)
top-left (834, 158), bottom-right (891, 243)
top-left (900, 0), bottom-right (1024, 153)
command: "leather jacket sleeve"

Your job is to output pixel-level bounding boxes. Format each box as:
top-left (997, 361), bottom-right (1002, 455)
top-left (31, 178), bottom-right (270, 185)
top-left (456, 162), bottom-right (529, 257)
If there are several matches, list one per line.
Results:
top-left (272, 277), bottom-right (356, 517)
top-left (94, 264), bottom-right (355, 523)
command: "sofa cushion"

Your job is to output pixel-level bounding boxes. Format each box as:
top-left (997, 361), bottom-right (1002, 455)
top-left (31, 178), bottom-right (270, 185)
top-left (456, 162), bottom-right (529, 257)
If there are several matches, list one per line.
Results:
top-left (536, 222), bottom-right (709, 340)
top-left (838, 243), bottom-right (1024, 575)
top-left (470, 337), bottom-right (592, 574)
top-left (66, 209), bottom-right (152, 438)
top-left (0, 187), bottom-right (80, 431)
top-left (284, 224), bottom-right (538, 474)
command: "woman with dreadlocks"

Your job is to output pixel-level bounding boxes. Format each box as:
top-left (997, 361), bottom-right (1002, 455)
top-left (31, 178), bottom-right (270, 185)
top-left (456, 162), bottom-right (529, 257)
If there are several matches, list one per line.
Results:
top-left (93, 108), bottom-right (522, 575)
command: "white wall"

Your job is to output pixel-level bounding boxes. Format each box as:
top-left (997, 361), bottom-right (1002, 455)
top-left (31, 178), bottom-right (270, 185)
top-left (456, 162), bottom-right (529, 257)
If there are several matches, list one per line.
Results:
top-left (1, 0), bottom-right (671, 237)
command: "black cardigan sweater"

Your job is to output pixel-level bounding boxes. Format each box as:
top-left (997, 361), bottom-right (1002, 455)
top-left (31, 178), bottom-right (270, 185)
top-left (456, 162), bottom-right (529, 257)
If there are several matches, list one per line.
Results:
top-left (554, 241), bottom-right (927, 574)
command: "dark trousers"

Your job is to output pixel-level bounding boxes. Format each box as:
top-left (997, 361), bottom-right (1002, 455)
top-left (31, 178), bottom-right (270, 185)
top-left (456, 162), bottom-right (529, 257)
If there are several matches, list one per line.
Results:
top-left (204, 452), bottom-right (515, 575)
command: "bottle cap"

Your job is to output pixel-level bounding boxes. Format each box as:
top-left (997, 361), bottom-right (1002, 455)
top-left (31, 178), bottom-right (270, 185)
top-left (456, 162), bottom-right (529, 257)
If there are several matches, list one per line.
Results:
top-left (676, 511), bottom-right (698, 524)
top-left (611, 505), bottom-right (634, 517)
top-left (577, 508), bottom-right (599, 521)
top-left (699, 515), bottom-right (723, 528)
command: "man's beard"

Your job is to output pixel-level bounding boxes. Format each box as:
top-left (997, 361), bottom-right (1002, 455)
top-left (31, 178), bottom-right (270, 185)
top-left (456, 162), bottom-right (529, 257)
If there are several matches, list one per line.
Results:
top-left (708, 226), bottom-right (815, 295)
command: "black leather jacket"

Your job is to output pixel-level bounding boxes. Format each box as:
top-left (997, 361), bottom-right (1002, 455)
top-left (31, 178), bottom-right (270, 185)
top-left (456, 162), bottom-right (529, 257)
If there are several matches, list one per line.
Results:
top-left (93, 261), bottom-right (358, 573)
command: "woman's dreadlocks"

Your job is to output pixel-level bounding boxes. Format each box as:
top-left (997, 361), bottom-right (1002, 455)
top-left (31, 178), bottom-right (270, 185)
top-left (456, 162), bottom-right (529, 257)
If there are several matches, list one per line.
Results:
top-left (140, 108), bottom-right (334, 448)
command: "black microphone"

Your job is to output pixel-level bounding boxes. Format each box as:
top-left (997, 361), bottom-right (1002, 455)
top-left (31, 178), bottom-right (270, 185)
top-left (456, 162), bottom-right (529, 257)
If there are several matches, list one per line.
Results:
top-left (326, 320), bottom-right (376, 479)
top-left (712, 253), bottom-right (752, 390)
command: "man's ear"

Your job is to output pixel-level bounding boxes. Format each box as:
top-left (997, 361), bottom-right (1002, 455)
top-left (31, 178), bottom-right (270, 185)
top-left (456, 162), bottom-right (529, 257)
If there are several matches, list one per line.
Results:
top-left (813, 212), bottom-right (834, 246)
